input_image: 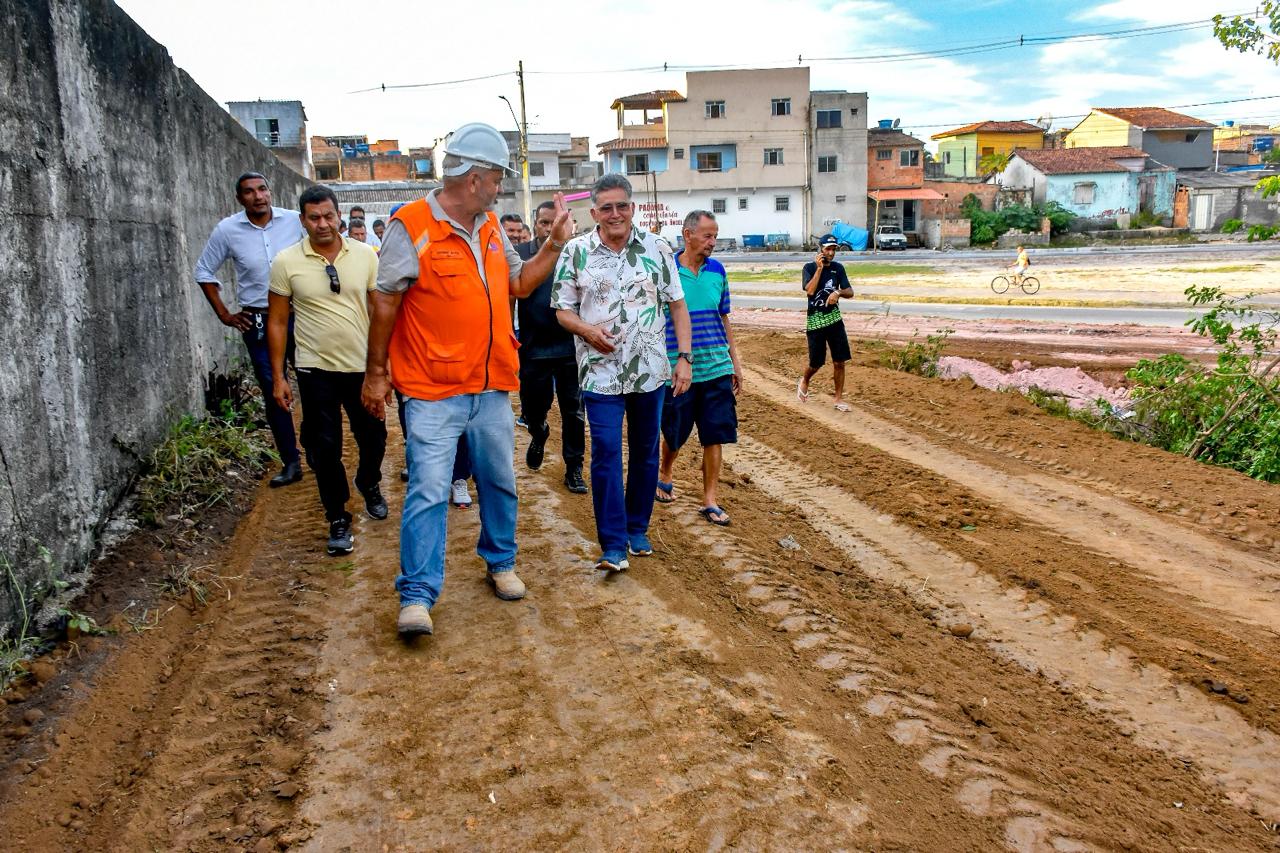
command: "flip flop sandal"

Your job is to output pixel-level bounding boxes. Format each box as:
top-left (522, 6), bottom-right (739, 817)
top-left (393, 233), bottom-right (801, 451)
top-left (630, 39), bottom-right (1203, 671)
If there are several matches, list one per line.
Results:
top-left (797, 379), bottom-right (810, 402)
top-left (698, 506), bottom-right (731, 526)
top-left (655, 481), bottom-right (676, 503)
top-left (833, 402), bottom-right (851, 412)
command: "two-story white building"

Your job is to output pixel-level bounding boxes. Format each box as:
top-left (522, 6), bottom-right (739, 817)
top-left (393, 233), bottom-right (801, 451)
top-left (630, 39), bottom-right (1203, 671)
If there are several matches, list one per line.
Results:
top-left (598, 69), bottom-right (867, 248)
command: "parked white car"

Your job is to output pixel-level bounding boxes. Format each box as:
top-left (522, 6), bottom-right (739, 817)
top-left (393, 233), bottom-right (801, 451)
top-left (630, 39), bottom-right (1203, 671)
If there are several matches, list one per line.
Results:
top-left (874, 225), bottom-right (908, 250)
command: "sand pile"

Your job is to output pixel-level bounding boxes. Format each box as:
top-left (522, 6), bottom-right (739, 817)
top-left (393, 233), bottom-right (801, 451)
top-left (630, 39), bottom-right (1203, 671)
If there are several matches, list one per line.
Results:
top-left (937, 357), bottom-right (1130, 411)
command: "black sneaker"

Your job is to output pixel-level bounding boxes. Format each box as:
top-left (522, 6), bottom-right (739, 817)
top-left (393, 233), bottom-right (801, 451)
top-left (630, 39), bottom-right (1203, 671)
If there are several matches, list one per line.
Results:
top-left (526, 423), bottom-right (550, 470)
top-left (399, 467), bottom-right (409, 483)
top-left (564, 466), bottom-right (588, 494)
top-left (270, 459), bottom-right (303, 488)
top-left (359, 483), bottom-right (388, 520)
top-left (327, 518), bottom-right (354, 555)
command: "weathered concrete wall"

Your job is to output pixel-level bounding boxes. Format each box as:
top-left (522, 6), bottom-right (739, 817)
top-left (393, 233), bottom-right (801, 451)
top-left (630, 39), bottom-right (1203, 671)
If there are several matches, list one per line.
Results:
top-left (0, 0), bottom-right (306, 632)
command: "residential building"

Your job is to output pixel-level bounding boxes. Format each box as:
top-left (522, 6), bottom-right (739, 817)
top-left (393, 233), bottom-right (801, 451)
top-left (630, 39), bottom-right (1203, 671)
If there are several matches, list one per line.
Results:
top-left (324, 180), bottom-right (441, 226)
top-left (1210, 124), bottom-right (1277, 168)
top-left (865, 125), bottom-right (943, 243)
top-left (1175, 171), bottom-right (1280, 231)
top-left (596, 69), bottom-right (868, 247)
top-left (227, 99), bottom-right (311, 178)
top-left (811, 91), bottom-right (869, 231)
top-left (309, 135), bottom-right (418, 183)
top-left (495, 132), bottom-right (602, 217)
top-left (994, 146), bottom-right (1176, 227)
top-left (931, 121), bottom-right (1045, 178)
top-left (1065, 107), bottom-right (1214, 170)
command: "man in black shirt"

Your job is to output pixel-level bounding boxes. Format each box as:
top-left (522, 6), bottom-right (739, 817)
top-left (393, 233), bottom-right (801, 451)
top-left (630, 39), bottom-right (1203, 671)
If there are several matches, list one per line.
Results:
top-left (517, 201), bottom-right (588, 493)
top-left (799, 234), bottom-right (855, 411)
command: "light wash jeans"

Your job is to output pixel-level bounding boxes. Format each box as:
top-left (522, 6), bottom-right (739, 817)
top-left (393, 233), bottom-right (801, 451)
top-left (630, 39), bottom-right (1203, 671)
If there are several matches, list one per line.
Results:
top-left (396, 392), bottom-right (517, 608)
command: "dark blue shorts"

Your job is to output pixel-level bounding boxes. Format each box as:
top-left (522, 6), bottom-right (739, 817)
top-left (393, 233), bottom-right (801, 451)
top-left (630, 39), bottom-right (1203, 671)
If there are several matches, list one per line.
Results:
top-left (661, 373), bottom-right (738, 451)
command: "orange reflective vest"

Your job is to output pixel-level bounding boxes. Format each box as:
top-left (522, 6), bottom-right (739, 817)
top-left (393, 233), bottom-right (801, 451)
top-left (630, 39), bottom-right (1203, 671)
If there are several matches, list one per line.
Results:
top-left (388, 199), bottom-right (520, 401)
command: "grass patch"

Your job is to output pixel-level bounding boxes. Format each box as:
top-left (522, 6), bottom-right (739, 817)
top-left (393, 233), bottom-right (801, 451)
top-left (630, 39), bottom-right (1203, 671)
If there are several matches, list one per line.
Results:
top-left (730, 264), bottom-right (937, 283)
top-left (865, 328), bottom-right (953, 377)
top-left (1158, 264), bottom-right (1261, 274)
top-left (136, 397), bottom-right (273, 526)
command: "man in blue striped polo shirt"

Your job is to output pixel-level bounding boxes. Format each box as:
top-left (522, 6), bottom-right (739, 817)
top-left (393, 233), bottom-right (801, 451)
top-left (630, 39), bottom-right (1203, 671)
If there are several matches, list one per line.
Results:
top-left (656, 210), bottom-right (742, 526)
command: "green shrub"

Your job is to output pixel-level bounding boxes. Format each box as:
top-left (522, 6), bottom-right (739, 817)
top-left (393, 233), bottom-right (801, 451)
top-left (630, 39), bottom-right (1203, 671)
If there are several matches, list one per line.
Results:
top-left (869, 329), bottom-right (953, 377)
top-left (1125, 286), bottom-right (1280, 481)
top-left (959, 194), bottom-right (1074, 244)
top-left (1221, 218), bottom-right (1245, 234)
top-left (136, 398), bottom-right (274, 525)
top-left (1247, 223), bottom-right (1279, 242)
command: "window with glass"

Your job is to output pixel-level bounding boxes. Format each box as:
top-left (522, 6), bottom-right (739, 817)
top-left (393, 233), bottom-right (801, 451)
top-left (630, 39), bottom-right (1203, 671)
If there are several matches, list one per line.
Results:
top-left (775, 195), bottom-right (790, 212)
top-left (817, 155), bottom-right (837, 173)
top-left (705, 100), bottom-right (726, 119)
top-left (876, 149), bottom-right (891, 161)
top-left (899, 149), bottom-right (920, 167)
top-left (712, 198), bottom-right (727, 214)
top-left (816, 109), bottom-right (842, 129)
top-left (771, 98), bottom-right (791, 117)
top-left (738, 197), bottom-right (749, 210)
top-left (528, 161), bottom-right (545, 177)
top-left (695, 151), bottom-right (723, 172)
top-left (764, 148), bottom-right (784, 166)
top-left (625, 153), bottom-right (650, 174)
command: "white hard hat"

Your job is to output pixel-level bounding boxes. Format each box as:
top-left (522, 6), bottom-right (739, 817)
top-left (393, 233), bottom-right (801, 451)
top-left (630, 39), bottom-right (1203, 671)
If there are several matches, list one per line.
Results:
top-left (442, 122), bottom-right (517, 177)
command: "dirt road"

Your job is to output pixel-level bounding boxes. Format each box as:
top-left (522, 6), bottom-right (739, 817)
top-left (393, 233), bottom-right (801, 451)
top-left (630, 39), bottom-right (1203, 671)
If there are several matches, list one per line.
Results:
top-left (2, 330), bottom-right (1278, 851)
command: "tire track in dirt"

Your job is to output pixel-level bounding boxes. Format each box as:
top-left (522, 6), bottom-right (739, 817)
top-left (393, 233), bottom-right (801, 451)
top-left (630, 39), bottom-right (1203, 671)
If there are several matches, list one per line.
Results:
top-left (659, 500), bottom-right (1091, 851)
top-left (745, 364), bottom-right (1280, 632)
top-left (726, 434), bottom-right (1280, 822)
top-left (300, 438), bottom-right (877, 849)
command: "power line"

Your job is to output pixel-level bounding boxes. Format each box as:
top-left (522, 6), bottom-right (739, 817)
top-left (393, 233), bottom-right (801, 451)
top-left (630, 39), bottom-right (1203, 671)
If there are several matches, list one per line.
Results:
top-left (346, 71), bottom-right (512, 95)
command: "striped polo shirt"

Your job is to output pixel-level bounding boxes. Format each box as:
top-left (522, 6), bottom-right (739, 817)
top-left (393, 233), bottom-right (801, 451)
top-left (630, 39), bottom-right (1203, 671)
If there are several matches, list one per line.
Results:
top-left (665, 253), bottom-right (734, 383)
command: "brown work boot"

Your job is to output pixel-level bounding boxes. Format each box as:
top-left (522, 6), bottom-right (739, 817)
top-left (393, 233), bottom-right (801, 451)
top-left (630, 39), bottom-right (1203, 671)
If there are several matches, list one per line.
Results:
top-left (397, 604), bottom-right (433, 637)
top-left (487, 571), bottom-right (526, 601)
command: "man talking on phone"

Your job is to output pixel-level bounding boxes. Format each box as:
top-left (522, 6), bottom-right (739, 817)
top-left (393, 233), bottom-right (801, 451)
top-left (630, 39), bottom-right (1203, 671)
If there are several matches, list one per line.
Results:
top-left (797, 234), bottom-right (854, 412)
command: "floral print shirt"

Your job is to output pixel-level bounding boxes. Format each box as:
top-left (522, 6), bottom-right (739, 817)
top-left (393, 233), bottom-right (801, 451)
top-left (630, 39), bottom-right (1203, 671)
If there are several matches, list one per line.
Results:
top-left (551, 226), bottom-right (685, 395)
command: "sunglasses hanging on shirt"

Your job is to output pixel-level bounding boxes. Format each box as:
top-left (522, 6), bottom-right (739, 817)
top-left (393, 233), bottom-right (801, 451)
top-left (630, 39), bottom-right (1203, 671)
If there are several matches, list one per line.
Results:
top-left (325, 263), bottom-right (341, 294)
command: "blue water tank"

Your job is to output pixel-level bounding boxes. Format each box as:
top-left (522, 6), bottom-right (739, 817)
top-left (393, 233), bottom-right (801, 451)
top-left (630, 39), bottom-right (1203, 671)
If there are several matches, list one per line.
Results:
top-left (878, 119), bottom-right (893, 129)
top-left (1224, 120), bottom-right (1235, 127)
top-left (742, 234), bottom-right (765, 247)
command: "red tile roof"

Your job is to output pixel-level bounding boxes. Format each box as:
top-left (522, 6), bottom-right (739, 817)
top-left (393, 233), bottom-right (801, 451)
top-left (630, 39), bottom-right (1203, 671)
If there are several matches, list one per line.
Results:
top-left (1094, 107), bottom-right (1214, 129)
top-left (1014, 146), bottom-right (1148, 175)
top-left (931, 120), bottom-right (1043, 140)
top-left (610, 90), bottom-right (686, 110)
top-left (596, 137), bottom-right (668, 152)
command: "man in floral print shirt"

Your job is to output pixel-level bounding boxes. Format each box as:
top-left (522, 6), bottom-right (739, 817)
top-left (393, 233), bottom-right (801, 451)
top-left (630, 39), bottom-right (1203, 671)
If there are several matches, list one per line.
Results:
top-left (553, 174), bottom-right (693, 572)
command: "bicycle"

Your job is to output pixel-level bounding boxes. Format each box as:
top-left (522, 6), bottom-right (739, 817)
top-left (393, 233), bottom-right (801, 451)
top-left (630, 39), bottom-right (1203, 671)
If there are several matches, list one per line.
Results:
top-left (990, 271), bottom-right (1040, 295)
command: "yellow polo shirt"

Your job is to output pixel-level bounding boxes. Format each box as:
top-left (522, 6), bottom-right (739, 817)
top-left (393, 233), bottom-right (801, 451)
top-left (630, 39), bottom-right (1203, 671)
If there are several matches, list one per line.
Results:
top-left (269, 236), bottom-right (378, 372)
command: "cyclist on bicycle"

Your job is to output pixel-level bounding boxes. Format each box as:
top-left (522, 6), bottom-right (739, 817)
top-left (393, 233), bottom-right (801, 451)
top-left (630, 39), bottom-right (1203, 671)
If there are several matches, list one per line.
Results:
top-left (1008, 244), bottom-right (1029, 285)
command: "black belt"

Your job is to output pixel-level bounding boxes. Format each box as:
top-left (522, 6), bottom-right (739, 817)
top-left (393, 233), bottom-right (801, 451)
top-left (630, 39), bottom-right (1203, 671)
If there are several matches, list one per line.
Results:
top-left (243, 306), bottom-right (269, 313)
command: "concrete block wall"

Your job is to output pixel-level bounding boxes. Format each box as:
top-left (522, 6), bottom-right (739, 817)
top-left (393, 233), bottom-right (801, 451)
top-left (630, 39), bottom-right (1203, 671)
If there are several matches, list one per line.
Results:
top-left (0, 0), bottom-right (307, 633)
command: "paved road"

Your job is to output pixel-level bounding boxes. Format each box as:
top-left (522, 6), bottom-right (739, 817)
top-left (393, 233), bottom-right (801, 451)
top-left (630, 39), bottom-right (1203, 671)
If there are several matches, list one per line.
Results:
top-left (718, 240), bottom-right (1273, 266)
top-left (735, 295), bottom-right (1218, 327)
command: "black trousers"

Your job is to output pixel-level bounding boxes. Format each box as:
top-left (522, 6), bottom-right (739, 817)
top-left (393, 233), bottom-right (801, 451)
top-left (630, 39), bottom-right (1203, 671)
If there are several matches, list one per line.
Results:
top-left (519, 355), bottom-right (585, 468)
top-left (296, 368), bottom-right (387, 522)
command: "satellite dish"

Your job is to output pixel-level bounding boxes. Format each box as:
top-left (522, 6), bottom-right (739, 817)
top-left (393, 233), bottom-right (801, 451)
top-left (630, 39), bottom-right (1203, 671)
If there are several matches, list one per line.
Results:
top-left (892, 118), bottom-right (901, 129)
top-left (1035, 113), bottom-right (1053, 130)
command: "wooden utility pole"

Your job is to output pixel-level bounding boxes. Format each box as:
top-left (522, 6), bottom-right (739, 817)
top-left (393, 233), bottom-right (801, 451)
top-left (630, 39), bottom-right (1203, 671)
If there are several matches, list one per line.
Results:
top-left (517, 60), bottom-right (532, 225)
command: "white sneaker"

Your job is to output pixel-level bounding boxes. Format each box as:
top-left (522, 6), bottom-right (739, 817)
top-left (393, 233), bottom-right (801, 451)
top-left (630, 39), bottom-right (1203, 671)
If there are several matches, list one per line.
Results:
top-left (451, 479), bottom-right (472, 508)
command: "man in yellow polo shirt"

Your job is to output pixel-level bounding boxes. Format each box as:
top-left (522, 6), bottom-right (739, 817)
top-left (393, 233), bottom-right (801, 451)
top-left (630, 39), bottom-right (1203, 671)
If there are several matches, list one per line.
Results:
top-left (268, 185), bottom-right (387, 556)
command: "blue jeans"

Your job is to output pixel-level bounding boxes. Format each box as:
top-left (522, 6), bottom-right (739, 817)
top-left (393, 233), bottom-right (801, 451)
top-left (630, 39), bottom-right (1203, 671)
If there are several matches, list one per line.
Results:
top-left (242, 318), bottom-right (300, 465)
top-left (396, 390), bottom-right (470, 481)
top-left (582, 387), bottom-right (665, 554)
top-left (396, 392), bottom-right (517, 608)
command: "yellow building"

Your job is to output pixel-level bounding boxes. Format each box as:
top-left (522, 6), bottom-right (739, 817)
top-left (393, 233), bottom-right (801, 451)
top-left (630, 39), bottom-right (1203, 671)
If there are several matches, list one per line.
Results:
top-left (1065, 107), bottom-right (1214, 170)
top-left (930, 121), bottom-right (1045, 178)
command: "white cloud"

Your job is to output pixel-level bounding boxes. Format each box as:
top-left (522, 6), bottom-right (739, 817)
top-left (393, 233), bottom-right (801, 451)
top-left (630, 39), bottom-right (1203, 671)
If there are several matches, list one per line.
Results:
top-left (1076, 0), bottom-right (1240, 25)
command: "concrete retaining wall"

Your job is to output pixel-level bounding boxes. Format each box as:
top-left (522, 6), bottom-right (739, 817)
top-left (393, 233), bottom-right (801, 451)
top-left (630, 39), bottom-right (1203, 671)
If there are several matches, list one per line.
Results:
top-left (0, 0), bottom-right (307, 633)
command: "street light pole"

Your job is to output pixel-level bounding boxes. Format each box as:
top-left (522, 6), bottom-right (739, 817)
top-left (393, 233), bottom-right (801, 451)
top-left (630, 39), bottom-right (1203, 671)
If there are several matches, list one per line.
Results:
top-left (499, 67), bottom-right (532, 225)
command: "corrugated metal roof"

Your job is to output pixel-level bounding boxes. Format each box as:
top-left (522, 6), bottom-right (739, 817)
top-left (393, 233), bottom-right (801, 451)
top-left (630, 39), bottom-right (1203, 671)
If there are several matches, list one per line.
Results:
top-left (597, 137), bottom-right (668, 152)
top-left (1176, 170), bottom-right (1274, 189)
top-left (1094, 107), bottom-right (1214, 129)
top-left (931, 120), bottom-right (1043, 140)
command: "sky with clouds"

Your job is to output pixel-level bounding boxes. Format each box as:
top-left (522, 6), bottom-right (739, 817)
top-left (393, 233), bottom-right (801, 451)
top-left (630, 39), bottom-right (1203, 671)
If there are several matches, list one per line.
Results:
top-left (116, 0), bottom-right (1280, 155)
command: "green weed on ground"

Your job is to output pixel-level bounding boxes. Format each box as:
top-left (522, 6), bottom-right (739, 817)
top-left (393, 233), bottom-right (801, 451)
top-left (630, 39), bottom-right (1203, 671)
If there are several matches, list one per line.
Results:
top-left (1158, 264), bottom-right (1261, 274)
top-left (865, 328), bottom-right (954, 377)
top-left (136, 397), bottom-right (274, 526)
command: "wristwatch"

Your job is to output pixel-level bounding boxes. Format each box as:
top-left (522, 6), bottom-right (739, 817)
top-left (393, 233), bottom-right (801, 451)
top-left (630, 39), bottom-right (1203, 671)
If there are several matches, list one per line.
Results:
top-left (677, 352), bottom-right (694, 365)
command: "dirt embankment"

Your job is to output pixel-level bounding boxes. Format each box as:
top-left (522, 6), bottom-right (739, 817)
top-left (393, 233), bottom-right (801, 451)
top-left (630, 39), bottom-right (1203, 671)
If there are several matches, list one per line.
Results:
top-left (1, 330), bottom-right (1277, 851)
